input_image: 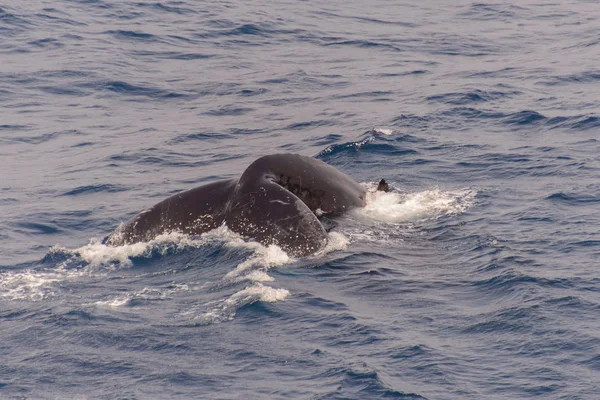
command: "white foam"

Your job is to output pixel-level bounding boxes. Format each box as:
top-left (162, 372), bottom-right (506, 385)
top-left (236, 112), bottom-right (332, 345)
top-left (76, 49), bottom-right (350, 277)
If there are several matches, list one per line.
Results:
top-left (225, 243), bottom-right (292, 280)
top-left (356, 185), bottom-right (476, 223)
top-left (46, 226), bottom-right (248, 271)
top-left (94, 296), bottom-right (130, 308)
top-left (313, 232), bottom-right (350, 257)
top-left (0, 270), bottom-right (62, 301)
top-left (229, 283), bottom-right (290, 303)
top-left (198, 283), bottom-right (290, 324)
top-left (374, 127), bottom-right (393, 135)
top-left (245, 270), bottom-right (275, 282)
top-left (72, 231), bottom-right (212, 268)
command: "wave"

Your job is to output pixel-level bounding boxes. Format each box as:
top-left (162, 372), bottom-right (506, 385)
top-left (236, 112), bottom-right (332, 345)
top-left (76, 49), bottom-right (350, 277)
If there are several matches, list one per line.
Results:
top-left (103, 29), bottom-right (157, 41)
top-left (316, 129), bottom-right (409, 159)
top-left (92, 283), bottom-right (191, 308)
top-left (61, 184), bottom-right (128, 197)
top-left (426, 89), bottom-right (521, 105)
top-left (76, 80), bottom-right (191, 100)
top-left (394, 107), bottom-right (600, 131)
top-left (545, 192), bottom-right (599, 206)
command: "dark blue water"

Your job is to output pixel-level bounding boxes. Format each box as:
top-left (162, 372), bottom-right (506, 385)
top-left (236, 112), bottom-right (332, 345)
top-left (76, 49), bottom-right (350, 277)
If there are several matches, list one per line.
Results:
top-left (2, 1), bottom-right (599, 398)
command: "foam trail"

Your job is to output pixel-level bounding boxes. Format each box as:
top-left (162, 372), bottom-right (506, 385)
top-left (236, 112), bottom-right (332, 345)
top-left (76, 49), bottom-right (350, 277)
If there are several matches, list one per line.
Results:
top-left (196, 232), bottom-right (351, 324)
top-left (185, 236), bottom-right (299, 323)
top-left (4, 227), bottom-right (245, 303)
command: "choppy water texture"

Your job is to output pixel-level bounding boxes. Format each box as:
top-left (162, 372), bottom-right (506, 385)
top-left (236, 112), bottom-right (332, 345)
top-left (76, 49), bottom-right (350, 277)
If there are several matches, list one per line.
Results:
top-left (1, 0), bottom-right (600, 398)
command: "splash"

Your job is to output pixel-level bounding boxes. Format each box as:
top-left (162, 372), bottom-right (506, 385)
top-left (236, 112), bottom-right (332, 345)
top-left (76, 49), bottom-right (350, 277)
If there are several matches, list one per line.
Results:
top-left (356, 184), bottom-right (476, 223)
top-left (224, 243), bottom-right (292, 281)
top-left (3, 184), bottom-right (471, 307)
top-left (314, 232), bottom-right (350, 256)
top-left (72, 231), bottom-right (212, 268)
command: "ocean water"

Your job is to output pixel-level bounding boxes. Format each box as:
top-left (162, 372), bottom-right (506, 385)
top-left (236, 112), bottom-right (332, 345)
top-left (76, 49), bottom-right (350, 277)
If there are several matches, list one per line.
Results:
top-left (1, 0), bottom-right (599, 398)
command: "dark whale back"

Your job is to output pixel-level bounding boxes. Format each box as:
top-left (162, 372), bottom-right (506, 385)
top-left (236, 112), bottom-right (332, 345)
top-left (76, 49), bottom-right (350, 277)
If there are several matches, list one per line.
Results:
top-left (237, 154), bottom-right (366, 215)
top-left (106, 179), bottom-right (237, 245)
top-left (106, 154), bottom-right (366, 256)
top-left (225, 154), bottom-right (366, 255)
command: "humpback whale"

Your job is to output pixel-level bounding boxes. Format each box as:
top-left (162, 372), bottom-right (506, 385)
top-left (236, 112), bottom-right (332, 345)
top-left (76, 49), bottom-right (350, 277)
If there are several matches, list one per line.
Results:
top-left (106, 154), bottom-right (381, 256)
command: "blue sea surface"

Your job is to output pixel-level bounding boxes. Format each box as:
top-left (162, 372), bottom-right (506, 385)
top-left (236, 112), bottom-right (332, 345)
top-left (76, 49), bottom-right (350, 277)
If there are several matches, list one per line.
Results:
top-left (1, 0), bottom-right (599, 398)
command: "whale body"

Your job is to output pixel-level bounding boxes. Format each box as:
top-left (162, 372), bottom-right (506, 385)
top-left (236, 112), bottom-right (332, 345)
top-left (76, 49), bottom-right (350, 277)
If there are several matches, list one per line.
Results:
top-left (106, 154), bottom-right (367, 256)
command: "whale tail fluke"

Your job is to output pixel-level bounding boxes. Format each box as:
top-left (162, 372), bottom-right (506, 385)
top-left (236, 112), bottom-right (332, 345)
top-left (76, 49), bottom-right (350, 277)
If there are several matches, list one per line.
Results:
top-left (226, 180), bottom-right (327, 257)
